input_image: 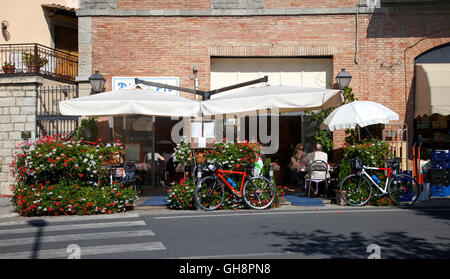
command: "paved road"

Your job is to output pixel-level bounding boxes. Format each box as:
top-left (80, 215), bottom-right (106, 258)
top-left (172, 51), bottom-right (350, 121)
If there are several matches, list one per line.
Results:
top-left (0, 207), bottom-right (449, 259)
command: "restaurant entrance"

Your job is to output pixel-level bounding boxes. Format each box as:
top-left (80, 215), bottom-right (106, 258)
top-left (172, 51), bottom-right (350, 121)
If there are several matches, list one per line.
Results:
top-left (111, 115), bottom-right (181, 194)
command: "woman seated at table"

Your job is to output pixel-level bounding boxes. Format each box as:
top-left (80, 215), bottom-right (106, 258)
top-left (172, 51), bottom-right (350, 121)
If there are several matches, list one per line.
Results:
top-left (290, 143), bottom-right (307, 193)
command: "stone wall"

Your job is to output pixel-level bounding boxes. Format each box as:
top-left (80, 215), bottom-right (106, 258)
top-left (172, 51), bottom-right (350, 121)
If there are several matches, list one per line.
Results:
top-left (0, 76), bottom-right (41, 195)
top-left (0, 76), bottom-right (77, 195)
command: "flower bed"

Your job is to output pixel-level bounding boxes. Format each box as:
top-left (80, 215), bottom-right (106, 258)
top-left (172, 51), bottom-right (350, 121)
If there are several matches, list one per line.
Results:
top-left (173, 139), bottom-right (261, 170)
top-left (167, 177), bottom-right (286, 210)
top-left (169, 140), bottom-right (286, 210)
top-left (10, 135), bottom-right (138, 216)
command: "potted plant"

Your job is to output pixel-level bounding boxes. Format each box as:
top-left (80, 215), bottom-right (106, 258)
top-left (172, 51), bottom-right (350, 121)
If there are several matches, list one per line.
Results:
top-left (2, 62), bottom-right (15, 74)
top-left (22, 52), bottom-right (48, 73)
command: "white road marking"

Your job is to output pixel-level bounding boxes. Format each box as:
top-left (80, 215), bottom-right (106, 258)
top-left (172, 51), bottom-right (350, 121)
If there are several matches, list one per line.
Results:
top-left (0, 212), bottom-right (140, 226)
top-left (0, 242), bottom-right (166, 259)
top-left (0, 220), bottom-right (146, 236)
top-left (0, 229), bottom-right (155, 247)
top-left (153, 208), bottom-right (408, 219)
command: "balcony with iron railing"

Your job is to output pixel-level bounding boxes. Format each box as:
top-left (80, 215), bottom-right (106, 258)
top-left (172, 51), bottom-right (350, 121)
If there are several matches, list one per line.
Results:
top-left (0, 43), bottom-right (78, 82)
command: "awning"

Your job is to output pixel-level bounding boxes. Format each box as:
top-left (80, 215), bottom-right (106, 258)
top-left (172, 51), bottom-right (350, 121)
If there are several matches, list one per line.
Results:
top-left (59, 89), bottom-right (202, 117)
top-left (201, 85), bottom-right (343, 116)
top-left (415, 63), bottom-right (450, 118)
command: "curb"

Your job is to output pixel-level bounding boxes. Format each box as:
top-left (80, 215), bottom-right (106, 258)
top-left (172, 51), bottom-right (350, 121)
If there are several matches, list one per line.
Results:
top-left (0, 213), bottom-right (19, 218)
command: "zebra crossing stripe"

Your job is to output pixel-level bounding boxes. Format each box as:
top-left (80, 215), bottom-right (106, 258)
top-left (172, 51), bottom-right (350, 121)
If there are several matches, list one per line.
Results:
top-left (0, 220), bottom-right (146, 236)
top-left (0, 213), bottom-right (140, 227)
top-left (0, 229), bottom-right (155, 248)
top-left (0, 242), bottom-right (166, 259)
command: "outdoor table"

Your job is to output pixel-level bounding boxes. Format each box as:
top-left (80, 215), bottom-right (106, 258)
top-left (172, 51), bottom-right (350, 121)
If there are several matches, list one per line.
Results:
top-left (102, 165), bottom-right (126, 185)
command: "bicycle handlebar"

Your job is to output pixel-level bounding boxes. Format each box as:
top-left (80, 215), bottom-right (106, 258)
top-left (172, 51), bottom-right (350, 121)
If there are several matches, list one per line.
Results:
top-left (351, 157), bottom-right (400, 171)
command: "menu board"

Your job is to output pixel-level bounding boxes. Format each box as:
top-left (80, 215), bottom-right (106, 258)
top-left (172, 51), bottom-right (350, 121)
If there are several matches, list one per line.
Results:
top-left (190, 121), bottom-right (215, 149)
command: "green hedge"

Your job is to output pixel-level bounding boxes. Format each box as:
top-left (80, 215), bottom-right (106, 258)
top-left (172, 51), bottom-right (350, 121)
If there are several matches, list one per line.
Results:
top-left (167, 163), bottom-right (286, 210)
top-left (338, 138), bottom-right (394, 206)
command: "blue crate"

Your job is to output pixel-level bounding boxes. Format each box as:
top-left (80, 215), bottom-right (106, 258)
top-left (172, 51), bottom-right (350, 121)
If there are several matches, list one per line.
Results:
top-left (402, 171), bottom-right (413, 176)
top-left (432, 191), bottom-right (445, 197)
top-left (431, 185), bottom-right (446, 197)
top-left (432, 165), bottom-right (445, 170)
top-left (399, 192), bottom-right (413, 202)
top-left (432, 150), bottom-right (449, 161)
top-left (445, 186), bottom-right (450, 197)
top-left (432, 150), bottom-right (449, 157)
top-left (431, 185), bottom-right (444, 192)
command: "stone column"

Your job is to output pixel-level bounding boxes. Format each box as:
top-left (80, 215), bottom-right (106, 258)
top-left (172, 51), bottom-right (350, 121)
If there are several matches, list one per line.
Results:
top-left (0, 76), bottom-right (42, 195)
top-left (77, 15), bottom-right (93, 98)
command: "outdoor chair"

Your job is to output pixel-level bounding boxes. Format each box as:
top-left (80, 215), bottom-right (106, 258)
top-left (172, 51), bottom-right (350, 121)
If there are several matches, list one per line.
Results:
top-left (121, 162), bottom-right (137, 192)
top-left (305, 160), bottom-right (329, 198)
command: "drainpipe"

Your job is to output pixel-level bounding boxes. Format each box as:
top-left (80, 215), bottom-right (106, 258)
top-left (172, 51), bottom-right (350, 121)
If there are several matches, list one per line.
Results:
top-left (354, 3), bottom-right (361, 65)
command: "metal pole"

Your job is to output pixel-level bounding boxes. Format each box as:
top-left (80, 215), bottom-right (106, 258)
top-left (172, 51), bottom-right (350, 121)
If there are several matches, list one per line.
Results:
top-left (152, 116), bottom-right (156, 189)
top-left (135, 76), bottom-right (269, 101)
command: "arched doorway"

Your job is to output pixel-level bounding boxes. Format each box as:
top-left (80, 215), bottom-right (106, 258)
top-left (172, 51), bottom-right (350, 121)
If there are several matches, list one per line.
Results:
top-left (414, 43), bottom-right (450, 158)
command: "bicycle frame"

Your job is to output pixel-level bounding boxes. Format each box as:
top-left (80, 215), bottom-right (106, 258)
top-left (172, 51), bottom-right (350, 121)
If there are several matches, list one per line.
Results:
top-left (215, 168), bottom-right (248, 197)
top-left (360, 166), bottom-right (393, 194)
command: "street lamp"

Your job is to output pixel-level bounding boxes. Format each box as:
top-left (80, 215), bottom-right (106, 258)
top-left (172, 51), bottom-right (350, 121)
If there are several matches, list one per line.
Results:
top-left (88, 71), bottom-right (106, 93)
top-left (335, 69), bottom-right (352, 89)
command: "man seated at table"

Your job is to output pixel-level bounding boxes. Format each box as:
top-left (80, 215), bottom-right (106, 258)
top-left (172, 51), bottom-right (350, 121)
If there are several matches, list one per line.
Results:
top-left (301, 143), bottom-right (329, 195)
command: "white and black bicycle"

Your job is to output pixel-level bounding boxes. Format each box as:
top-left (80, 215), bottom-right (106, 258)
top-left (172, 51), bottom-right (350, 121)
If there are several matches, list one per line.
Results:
top-left (339, 157), bottom-right (420, 206)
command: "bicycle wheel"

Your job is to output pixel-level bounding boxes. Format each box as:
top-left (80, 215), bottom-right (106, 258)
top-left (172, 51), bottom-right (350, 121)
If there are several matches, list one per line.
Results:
top-left (340, 173), bottom-right (372, 206)
top-left (243, 176), bottom-right (275, 210)
top-left (388, 174), bottom-right (420, 206)
top-left (195, 176), bottom-right (225, 211)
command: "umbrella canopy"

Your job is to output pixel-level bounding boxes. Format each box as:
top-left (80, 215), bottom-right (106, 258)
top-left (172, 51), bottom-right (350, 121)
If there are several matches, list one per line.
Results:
top-left (59, 89), bottom-right (201, 117)
top-left (320, 101), bottom-right (399, 131)
top-left (201, 85), bottom-right (344, 116)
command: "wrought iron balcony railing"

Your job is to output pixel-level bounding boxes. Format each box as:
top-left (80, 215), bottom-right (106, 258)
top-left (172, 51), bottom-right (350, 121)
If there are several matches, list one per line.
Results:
top-left (0, 43), bottom-right (78, 82)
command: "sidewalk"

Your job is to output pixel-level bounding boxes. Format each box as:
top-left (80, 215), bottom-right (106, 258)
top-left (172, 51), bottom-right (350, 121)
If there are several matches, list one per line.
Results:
top-left (1, 195), bottom-right (449, 221)
top-left (0, 197), bottom-right (18, 219)
top-left (134, 195), bottom-right (450, 212)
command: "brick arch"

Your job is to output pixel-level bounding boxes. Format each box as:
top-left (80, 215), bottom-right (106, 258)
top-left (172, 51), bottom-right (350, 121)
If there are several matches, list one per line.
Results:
top-left (404, 36), bottom-right (450, 100)
top-left (403, 36), bottom-right (450, 159)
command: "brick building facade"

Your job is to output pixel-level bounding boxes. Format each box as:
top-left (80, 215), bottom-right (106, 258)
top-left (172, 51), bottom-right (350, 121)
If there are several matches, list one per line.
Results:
top-left (74, 0), bottom-right (450, 188)
top-left (76, 0), bottom-right (450, 145)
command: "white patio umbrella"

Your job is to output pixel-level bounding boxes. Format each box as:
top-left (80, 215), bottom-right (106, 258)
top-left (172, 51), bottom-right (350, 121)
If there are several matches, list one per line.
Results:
top-left (201, 85), bottom-right (344, 116)
top-left (59, 88), bottom-right (201, 117)
top-left (320, 100), bottom-right (399, 131)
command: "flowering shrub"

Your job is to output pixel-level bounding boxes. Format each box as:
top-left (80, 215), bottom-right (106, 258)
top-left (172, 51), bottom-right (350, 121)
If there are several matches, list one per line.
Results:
top-left (10, 135), bottom-right (138, 216)
top-left (204, 141), bottom-right (261, 170)
top-left (167, 177), bottom-right (196, 210)
top-left (167, 178), bottom-right (286, 210)
top-left (338, 138), bottom-right (393, 206)
top-left (173, 139), bottom-right (261, 170)
top-left (169, 141), bottom-right (284, 210)
top-left (173, 140), bottom-right (192, 167)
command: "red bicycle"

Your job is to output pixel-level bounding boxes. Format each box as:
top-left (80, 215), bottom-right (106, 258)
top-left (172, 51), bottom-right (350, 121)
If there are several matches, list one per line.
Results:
top-left (195, 163), bottom-right (275, 210)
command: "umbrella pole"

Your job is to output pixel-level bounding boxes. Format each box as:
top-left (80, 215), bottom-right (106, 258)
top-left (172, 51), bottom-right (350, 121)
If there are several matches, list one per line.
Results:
top-left (109, 116), bottom-right (114, 142)
top-left (357, 125), bottom-right (361, 142)
top-left (152, 116), bottom-right (156, 189)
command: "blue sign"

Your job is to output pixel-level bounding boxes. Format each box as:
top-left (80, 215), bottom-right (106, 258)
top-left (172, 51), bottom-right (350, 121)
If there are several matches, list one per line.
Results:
top-left (112, 77), bottom-right (179, 95)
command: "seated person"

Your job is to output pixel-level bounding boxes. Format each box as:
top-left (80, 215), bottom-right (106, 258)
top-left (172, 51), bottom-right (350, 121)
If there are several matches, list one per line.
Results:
top-left (302, 143), bottom-right (330, 195)
top-left (290, 143), bottom-right (307, 192)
